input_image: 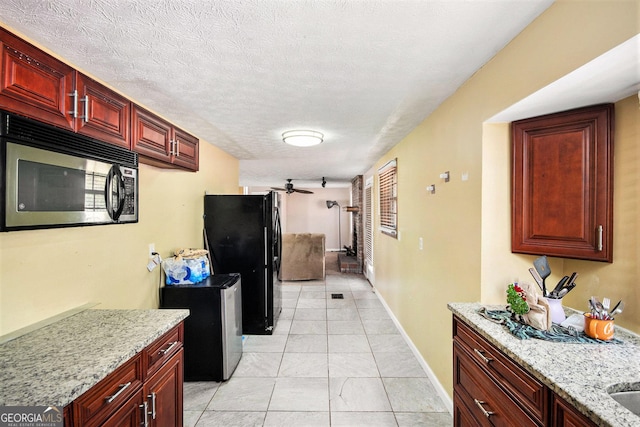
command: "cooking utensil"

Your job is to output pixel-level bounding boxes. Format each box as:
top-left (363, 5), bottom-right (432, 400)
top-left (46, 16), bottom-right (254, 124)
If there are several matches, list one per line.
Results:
top-left (610, 301), bottom-right (625, 319)
top-left (533, 256), bottom-right (551, 296)
top-left (590, 296), bottom-right (603, 319)
top-left (602, 297), bottom-right (611, 319)
top-left (558, 282), bottom-right (577, 298)
top-left (528, 268), bottom-right (544, 293)
top-left (550, 276), bottom-right (569, 298)
top-left (565, 272), bottom-right (578, 288)
top-left (610, 300), bottom-right (622, 315)
top-left (588, 298), bottom-right (597, 318)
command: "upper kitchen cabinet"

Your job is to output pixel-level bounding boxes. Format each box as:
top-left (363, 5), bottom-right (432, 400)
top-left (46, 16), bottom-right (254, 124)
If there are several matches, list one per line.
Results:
top-left (0, 27), bottom-right (74, 130)
top-left (511, 104), bottom-right (614, 262)
top-left (74, 73), bottom-right (130, 148)
top-left (0, 28), bottom-right (130, 148)
top-left (131, 104), bottom-right (199, 171)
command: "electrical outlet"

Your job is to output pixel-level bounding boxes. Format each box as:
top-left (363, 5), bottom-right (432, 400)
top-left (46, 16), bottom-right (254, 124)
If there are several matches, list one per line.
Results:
top-left (148, 243), bottom-right (155, 258)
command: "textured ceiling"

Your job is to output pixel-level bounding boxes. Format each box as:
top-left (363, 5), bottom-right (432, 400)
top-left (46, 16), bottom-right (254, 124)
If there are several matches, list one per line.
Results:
top-left (0, 0), bottom-right (554, 188)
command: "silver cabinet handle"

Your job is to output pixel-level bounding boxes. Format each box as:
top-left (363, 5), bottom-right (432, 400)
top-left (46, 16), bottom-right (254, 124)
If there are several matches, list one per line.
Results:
top-left (105, 381), bottom-right (131, 403)
top-left (159, 341), bottom-right (179, 356)
top-left (473, 348), bottom-right (493, 364)
top-left (597, 225), bottom-right (603, 251)
top-left (148, 392), bottom-right (157, 419)
top-left (79, 95), bottom-right (89, 123)
top-left (140, 401), bottom-right (149, 427)
top-left (474, 399), bottom-right (495, 418)
top-left (69, 90), bottom-right (78, 118)
top-left (176, 139), bottom-right (180, 156)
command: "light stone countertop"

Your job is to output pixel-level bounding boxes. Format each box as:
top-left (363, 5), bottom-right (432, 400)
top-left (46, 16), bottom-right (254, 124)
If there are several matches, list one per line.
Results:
top-left (448, 302), bottom-right (640, 427)
top-left (0, 308), bottom-right (189, 407)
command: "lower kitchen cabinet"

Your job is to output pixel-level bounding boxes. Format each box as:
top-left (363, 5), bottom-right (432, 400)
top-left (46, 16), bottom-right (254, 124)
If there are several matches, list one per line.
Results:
top-left (552, 394), bottom-right (597, 427)
top-left (66, 323), bottom-right (183, 427)
top-left (143, 348), bottom-right (184, 427)
top-left (453, 315), bottom-right (597, 427)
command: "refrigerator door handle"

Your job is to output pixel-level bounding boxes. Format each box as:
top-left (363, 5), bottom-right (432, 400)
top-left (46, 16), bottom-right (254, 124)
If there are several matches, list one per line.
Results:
top-left (264, 226), bottom-right (269, 320)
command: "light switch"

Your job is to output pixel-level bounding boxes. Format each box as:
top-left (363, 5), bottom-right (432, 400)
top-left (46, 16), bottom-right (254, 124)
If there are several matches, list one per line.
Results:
top-left (419, 237), bottom-right (423, 250)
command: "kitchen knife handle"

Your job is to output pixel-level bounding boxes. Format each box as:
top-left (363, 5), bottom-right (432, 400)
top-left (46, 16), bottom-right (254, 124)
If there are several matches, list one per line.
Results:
top-left (597, 225), bottom-right (603, 251)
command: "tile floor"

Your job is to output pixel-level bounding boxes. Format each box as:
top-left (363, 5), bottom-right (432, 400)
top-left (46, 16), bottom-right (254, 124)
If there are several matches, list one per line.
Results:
top-left (183, 260), bottom-right (452, 426)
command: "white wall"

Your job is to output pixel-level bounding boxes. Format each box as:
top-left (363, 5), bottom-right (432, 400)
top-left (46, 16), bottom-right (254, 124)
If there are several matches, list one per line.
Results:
top-left (250, 187), bottom-right (351, 251)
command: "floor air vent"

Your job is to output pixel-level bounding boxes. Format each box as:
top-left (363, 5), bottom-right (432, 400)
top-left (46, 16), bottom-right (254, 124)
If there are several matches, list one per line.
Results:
top-left (331, 293), bottom-right (344, 299)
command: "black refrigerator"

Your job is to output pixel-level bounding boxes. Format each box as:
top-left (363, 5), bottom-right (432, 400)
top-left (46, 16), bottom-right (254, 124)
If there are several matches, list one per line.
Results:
top-left (204, 192), bottom-right (282, 335)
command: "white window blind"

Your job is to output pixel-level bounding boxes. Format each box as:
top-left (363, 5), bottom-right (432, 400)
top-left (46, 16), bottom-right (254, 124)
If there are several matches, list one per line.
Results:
top-left (378, 159), bottom-right (397, 237)
top-left (364, 180), bottom-right (373, 265)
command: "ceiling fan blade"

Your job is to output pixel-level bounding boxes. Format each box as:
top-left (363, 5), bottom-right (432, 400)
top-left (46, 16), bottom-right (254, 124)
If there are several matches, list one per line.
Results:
top-left (293, 188), bottom-right (314, 194)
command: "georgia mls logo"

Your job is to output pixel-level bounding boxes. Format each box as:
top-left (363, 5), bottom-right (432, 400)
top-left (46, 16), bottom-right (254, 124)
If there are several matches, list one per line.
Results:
top-left (0, 406), bottom-right (63, 427)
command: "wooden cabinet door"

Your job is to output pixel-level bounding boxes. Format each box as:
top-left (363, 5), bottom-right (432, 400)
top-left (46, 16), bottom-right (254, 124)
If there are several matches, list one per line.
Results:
top-left (552, 394), bottom-right (597, 427)
top-left (72, 354), bottom-right (143, 427)
top-left (143, 349), bottom-right (183, 427)
top-left (75, 73), bottom-right (130, 148)
top-left (131, 104), bottom-right (172, 162)
top-left (512, 104), bottom-right (614, 262)
top-left (172, 126), bottom-right (199, 171)
top-left (0, 27), bottom-right (74, 130)
top-left (101, 390), bottom-right (144, 427)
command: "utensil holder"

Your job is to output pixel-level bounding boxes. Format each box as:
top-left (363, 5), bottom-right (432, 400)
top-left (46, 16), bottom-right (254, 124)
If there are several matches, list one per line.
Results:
top-left (584, 313), bottom-right (614, 340)
top-left (544, 297), bottom-right (566, 324)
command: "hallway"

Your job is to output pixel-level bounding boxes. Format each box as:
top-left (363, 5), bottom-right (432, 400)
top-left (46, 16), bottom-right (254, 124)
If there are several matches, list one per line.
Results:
top-left (183, 255), bottom-right (452, 426)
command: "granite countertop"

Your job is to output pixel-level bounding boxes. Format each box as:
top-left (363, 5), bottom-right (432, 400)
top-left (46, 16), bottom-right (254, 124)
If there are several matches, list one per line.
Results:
top-left (0, 308), bottom-right (189, 407)
top-left (448, 302), bottom-right (640, 427)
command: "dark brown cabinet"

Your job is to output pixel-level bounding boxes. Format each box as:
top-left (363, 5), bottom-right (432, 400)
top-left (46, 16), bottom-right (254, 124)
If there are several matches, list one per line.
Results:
top-left (0, 28), bottom-right (130, 148)
top-left (453, 316), bottom-right (547, 426)
top-left (552, 395), bottom-right (597, 427)
top-left (453, 315), bottom-right (599, 427)
top-left (66, 323), bottom-right (183, 427)
top-left (143, 349), bottom-right (184, 427)
top-left (0, 27), bottom-right (74, 130)
top-left (71, 353), bottom-right (144, 427)
top-left (74, 73), bottom-right (130, 148)
top-left (132, 104), bottom-right (199, 171)
top-left (511, 104), bottom-right (614, 262)
top-left (2, 27), bottom-right (198, 169)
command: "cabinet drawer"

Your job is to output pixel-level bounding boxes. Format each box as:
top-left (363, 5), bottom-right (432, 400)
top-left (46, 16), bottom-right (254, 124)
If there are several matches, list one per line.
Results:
top-left (144, 324), bottom-right (183, 378)
top-left (454, 317), bottom-right (547, 421)
top-left (454, 341), bottom-right (540, 426)
top-left (72, 353), bottom-right (142, 427)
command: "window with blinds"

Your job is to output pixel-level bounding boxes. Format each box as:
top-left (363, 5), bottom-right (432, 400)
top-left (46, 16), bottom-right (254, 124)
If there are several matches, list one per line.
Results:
top-left (378, 159), bottom-right (397, 237)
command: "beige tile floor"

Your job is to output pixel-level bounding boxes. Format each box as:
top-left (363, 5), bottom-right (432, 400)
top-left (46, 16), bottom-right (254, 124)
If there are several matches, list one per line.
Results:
top-left (183, 256), bottom-right (452, 426)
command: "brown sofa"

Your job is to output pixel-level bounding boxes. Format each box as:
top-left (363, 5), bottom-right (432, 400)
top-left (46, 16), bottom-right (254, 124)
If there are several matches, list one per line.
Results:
top-left (280, 233), bottom-right (326, 281)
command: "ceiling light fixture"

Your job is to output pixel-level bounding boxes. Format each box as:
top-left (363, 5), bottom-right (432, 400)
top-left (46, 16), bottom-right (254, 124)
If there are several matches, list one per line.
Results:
top-left (282, 130), bottom-right (324, 147)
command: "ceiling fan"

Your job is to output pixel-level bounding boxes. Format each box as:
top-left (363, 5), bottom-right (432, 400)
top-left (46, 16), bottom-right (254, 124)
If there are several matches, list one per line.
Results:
top-left (271, 179), bottom-right (314, 194)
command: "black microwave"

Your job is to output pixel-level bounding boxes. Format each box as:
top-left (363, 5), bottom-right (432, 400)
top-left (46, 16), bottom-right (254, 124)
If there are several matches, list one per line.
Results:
top-left (0, 111), bottom-right (138, 231)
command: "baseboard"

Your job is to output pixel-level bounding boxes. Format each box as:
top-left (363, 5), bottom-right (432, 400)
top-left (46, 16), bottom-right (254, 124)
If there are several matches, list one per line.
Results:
top-left (372, 287), bottom-right (454, 414)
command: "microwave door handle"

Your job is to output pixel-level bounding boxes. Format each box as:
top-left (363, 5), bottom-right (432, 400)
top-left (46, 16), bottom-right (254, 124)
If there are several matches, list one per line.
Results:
top-left (105, 165), bottom-right (125, 221)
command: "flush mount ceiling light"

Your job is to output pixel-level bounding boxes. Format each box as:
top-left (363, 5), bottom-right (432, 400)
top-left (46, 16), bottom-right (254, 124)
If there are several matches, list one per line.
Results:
top-left (282, 130), bottom-right (324, 147)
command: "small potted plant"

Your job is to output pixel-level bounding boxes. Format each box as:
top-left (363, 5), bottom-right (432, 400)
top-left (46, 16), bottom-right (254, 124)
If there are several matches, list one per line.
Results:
top-left (506, 283), bottom-right (529, 320)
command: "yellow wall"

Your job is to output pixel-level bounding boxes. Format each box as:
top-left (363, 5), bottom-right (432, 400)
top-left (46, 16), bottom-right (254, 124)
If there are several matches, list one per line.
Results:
top-left (0, 30), bottom-right (240, 335)
top-left (372, 1), bottom-right (639, 398)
